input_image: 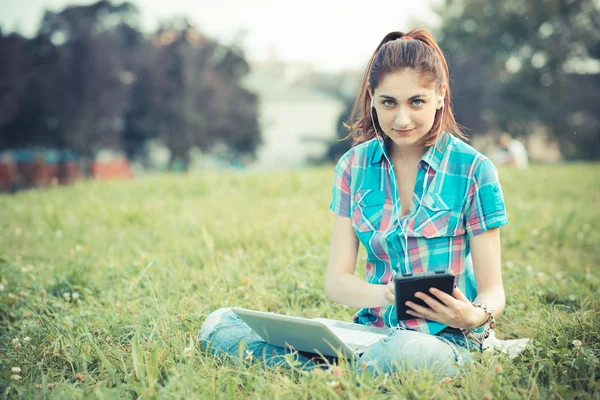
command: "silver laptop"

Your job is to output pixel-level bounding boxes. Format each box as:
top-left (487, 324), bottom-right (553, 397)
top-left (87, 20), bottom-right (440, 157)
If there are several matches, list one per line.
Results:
top-left (231, 307), bottom-right (390, 359)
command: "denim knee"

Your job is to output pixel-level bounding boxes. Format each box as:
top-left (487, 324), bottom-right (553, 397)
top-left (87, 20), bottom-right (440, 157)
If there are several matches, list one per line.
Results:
top-left (199, 307), bottom-right (232, 347)
top-left (356, 329), bottom-right (472, 378)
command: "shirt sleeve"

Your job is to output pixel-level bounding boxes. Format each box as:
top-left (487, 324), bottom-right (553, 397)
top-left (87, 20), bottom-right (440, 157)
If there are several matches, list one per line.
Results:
top-left (464, 156), bottom-right (508, 237)
top-left (329, 150), bottom-right (353, 218)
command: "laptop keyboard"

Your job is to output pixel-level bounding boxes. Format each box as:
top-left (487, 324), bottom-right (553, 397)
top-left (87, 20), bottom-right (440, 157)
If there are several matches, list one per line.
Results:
top-left (329, 327), bottom-right (387, 348)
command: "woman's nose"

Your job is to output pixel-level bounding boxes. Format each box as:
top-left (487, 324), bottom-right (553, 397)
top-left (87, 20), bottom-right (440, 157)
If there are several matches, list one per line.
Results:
top-left (394, 108), bottom-right (411, 128)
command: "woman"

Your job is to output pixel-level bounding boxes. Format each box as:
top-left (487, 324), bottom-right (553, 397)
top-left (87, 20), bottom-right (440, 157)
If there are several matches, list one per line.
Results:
top-left (200, 28), bottom-right (509, 378)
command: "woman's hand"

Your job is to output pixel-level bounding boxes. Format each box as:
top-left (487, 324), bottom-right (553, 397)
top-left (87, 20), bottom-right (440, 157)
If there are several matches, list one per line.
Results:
top-left (405, 287), bottom-right (485, 329)
top-left (382, 279), bottom-right (395, 305)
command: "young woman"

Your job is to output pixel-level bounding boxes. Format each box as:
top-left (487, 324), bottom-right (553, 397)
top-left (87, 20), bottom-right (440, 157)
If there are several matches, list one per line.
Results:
top-left (200, 28), bottom-right (509, 378)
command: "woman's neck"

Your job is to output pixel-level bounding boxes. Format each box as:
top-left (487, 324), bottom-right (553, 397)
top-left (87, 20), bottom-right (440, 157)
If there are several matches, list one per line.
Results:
top-left (388, 140), bottom-right (427, 166)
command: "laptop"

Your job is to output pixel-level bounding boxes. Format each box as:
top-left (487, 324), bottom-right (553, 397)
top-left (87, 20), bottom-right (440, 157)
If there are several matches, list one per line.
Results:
top-left (231, 307), bottom-right (390, 359)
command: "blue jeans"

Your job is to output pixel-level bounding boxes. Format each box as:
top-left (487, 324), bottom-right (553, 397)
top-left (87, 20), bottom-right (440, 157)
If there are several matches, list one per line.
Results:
top-left (199, 308), bottom-right (482, 378)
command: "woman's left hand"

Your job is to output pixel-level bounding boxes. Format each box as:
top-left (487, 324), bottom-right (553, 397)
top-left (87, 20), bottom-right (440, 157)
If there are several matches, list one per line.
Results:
top-left (405, 287), bottom-right (480, 329)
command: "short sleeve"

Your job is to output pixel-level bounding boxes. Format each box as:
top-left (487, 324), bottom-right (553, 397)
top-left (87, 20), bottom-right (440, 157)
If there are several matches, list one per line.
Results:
top-left (464, 157), bottom-right (508, 237)
top-left (329, 151), bottom-right (353, 218)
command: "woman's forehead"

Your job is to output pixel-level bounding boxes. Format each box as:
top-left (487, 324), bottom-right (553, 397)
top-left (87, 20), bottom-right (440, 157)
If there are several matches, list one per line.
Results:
top-left (375, 69), bottom-right (436, 96)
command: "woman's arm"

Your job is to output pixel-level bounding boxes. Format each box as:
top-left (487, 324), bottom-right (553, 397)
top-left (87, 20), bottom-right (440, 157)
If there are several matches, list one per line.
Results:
top-left (468, 227), bottom-right (506, 326)
top-left (325, 214), bottom-right (394, 308)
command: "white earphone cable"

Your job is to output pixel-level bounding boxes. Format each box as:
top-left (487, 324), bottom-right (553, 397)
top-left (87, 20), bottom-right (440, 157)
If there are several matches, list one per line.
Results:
top-left (370, 93), bottom-right (445, 327)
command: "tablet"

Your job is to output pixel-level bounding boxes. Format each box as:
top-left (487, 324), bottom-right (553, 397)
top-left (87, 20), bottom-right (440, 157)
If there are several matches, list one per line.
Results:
top-left (394, 271), bottom-right (456, 321)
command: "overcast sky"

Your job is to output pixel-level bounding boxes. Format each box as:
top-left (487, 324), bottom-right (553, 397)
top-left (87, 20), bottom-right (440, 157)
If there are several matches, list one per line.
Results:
top-left (0, 0), bottom-right (441, 71)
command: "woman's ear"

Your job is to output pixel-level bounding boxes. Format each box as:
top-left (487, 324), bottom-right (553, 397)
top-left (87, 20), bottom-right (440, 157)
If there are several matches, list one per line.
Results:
top-left (437, 83), bottom-right (447, 109)
top-left (367, 84), bottom-right (375, 108)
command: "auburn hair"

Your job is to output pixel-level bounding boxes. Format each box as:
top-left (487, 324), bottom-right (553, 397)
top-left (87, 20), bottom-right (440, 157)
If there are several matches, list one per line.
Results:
top-left (344, 28), bottom-right (467, 146)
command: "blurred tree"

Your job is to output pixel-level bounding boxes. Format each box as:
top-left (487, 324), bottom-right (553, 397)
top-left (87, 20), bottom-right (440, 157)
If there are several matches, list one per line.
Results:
top-left (136, 19), bottom-right (261, 169)
top-left (0, 1), bottom-right (261, 168)
top-left (0, 33), bottom-right (30, 135)
top-left (150, 20), bottom-right (217, 169)
top-left (207, 45), bottom-right (262, 161)
top-left (31, 0), bottom-right (140, 157)
top-left (121, 22), bottom-right (159, 160)
top-left (0, 31), bottom-right (41, 149)
top-left (436, 0), bottom-right (600, 159)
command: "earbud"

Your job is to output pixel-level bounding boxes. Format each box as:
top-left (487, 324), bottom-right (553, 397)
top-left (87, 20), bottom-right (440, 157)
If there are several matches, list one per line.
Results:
top-left (438, 95), bottom-right (445, 108)
top-left (370, 97), bottom-right (374, 108)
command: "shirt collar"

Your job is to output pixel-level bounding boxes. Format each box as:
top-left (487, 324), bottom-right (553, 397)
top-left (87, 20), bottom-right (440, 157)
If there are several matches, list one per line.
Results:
top-left (370, 131), bottom-right (451, 171)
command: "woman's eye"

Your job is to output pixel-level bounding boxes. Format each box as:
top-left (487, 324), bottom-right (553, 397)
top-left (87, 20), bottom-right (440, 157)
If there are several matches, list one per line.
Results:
top-left (412, 99), bottom-right (424, 106)
top-left (383, 100), bottom-right (395, 107)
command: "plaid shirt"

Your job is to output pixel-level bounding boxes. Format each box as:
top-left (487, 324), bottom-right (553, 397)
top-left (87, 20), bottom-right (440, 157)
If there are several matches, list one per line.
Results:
top-left (329, 132), bottom-right (508, 334)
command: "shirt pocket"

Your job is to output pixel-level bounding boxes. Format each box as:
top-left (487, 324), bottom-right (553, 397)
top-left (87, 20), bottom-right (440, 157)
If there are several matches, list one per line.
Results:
top-left (352, 189), bottom-right (386, 233)
top-left (411, 193), bottom-right (461, 238)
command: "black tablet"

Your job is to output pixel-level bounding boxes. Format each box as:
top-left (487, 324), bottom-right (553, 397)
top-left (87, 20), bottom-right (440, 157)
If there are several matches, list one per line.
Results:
top-left (394, 271), bottom-right (456, 321)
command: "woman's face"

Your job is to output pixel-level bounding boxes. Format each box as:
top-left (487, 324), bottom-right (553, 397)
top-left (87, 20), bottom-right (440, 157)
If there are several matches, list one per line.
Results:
top-left (372, 69), bottom-right (444, 149)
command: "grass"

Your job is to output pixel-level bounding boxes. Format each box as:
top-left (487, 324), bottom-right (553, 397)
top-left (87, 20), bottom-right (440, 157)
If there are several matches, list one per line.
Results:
top-left (0, 163), bottom-right (599, 399)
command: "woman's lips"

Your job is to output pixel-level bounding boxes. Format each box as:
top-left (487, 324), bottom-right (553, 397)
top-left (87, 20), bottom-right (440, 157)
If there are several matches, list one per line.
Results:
top-left (393, 128), bottom-right (414, 136)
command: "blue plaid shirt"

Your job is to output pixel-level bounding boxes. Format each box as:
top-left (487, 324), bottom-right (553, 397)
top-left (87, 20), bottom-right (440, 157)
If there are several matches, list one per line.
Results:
top-left (330, 132), bottom-right (508, 333)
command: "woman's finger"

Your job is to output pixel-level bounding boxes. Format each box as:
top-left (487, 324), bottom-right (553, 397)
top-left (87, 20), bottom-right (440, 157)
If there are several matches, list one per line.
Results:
top-left (405, 300), bottom-right (436, 319)
top-left (414, 292), bottom-right (444, 311)
top-left (452, 286), bottom-right (470, 302)
top-left (428, 287), bottom-right (459, 306)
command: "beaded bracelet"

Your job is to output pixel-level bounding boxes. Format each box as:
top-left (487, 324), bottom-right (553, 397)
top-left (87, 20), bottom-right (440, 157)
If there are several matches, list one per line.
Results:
top-left (461, 302), bottom-right (496, 339)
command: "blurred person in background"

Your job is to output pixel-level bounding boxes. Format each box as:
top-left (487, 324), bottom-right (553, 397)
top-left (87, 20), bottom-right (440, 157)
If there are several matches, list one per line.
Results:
top-left (199, 27), bottom-right (529, 379)
top-left (494, 133), bottom-right (529, 169)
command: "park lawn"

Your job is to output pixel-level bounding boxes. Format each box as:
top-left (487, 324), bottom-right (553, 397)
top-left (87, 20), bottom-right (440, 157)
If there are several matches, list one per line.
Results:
top-left (0, 163), bottom-right (598, 399)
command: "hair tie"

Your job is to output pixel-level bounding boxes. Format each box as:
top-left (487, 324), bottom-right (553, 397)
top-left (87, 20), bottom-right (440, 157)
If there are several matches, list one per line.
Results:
top-left (400, 36), bottom-right (414, 40)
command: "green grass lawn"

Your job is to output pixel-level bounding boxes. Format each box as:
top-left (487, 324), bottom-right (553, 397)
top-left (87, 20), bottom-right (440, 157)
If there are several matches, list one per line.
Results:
top-left (1, 164), bottom-right (599, 399)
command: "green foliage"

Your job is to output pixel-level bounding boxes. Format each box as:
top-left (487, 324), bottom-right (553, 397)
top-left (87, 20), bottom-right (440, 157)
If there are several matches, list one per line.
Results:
top-left (437, 0), bottom-right (600, 159)
top-left (0, 164), bottom-right (598, 398)
top-left (0, 1), bottom-right (261, 168)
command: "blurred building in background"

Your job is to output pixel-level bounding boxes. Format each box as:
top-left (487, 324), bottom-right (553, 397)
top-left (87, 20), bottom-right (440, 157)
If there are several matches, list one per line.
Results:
top-left (243, 57), bottom-right (346, 168)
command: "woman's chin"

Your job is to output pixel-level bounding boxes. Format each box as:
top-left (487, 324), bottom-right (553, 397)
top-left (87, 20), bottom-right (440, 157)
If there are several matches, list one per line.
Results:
top-left (387, 134), bottom-right (425, 147)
